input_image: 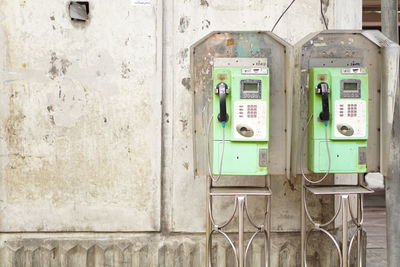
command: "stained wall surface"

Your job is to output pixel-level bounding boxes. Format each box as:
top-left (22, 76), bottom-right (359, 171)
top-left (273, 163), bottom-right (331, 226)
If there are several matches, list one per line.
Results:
top-left (0, 0), bottom-right (162, 231)
top-left (0, 0), bottom-right (364, 266)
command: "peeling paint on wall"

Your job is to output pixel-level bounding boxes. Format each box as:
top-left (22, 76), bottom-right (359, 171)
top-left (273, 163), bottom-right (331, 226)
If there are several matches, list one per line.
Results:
top-left (181, 77), bottom-right (191, 90)
top-left (178, 16), bottom-right (190, 33)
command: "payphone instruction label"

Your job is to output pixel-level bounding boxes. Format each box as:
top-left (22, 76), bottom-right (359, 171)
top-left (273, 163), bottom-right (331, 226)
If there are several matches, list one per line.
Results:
top-left (241, 68), bottom-right (268, 75)
top-left (132, 0), bottom-right (151, 5)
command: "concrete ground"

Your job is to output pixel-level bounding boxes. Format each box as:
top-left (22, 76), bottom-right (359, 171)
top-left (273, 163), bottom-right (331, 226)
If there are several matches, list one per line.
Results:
top-left (364, 191), bottom-right (387, 267)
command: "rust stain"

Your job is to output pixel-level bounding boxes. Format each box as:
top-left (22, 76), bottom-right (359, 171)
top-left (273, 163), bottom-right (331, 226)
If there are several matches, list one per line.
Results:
top-left (317, 74), bottom-right (327, 81)
top-left (217, 73), bottom-right (227, 81)
top-left (283, 179), bottom-right (296, 192)
top-left (183, 162), bottom-right (189, 170)
top-left (226, 39), bottom-right (235, 46)
top-left (200, 0), bottom-right (209, 6)
top-left (204, 33), bottom-right (235, 57)
top-left (5, 89), bottom-right (25, 150)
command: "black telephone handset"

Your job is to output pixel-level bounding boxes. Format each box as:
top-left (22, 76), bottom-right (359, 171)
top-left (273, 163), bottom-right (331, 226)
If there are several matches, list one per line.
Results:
top-left (317, 82), bottom-right (330, 121)
top-left (216, 82), bottom-right (229, 123)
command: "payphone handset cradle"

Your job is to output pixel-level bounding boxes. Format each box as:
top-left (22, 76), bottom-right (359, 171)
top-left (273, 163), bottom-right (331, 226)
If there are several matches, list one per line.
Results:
top-left (216, 82), bottom-right (229, 125)
top-left (316, 82), bottom-right (330, 123)
top-left (208, 58), bottom-right (270, 178)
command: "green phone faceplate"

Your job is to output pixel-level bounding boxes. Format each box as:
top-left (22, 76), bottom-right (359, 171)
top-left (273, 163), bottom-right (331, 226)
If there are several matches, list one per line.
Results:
top-left (212, 65), bottom-right (270, 176)
top-left (308, 67), bottom-right (368, 173)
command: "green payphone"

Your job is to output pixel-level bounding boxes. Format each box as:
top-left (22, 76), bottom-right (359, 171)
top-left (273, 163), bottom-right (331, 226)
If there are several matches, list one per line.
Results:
top-left (211, 58), bottom-right (269, 176)
top-left (308, 67), bottom-right (368, 173)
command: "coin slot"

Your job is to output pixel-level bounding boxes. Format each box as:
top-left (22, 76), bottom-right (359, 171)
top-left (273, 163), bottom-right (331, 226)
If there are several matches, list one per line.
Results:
top-left (236, 124), bottom-right (254, 137)
top-left (337, 123), bottom-right (354, 136)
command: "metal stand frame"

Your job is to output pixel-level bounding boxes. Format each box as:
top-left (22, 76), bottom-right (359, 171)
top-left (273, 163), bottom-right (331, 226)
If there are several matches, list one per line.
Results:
top-left (301, 174), bottom-right (374, 267)
top-left (206, 177), bottom-right (272, 267)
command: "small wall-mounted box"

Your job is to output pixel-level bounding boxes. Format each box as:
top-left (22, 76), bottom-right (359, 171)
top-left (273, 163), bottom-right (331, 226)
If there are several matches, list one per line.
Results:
top-left (69, 1), bottom-right (89, 21)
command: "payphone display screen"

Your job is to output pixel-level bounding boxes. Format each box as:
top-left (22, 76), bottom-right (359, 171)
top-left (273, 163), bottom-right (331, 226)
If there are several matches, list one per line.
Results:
top-left (240, 79), bottom-right (261, 99)
top-left (243, 83), bottom-right (258, 92)
top-left (340, 79), bottom-right (361, 98)
top-left (343, 82), bottom-right (358, 91)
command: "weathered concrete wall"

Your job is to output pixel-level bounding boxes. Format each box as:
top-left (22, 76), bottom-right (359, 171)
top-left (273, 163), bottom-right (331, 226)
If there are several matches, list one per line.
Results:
top-left (0, 0), bottom-right (162, 231)
top-left (0, 233), bottom-right (338, 266)
top-left (0, 0), bottom-right (363, 266)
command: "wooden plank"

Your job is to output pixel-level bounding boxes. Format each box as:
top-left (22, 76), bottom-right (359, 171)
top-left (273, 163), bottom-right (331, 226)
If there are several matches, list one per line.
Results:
top-left (362, 12), bottom-right (400, 26)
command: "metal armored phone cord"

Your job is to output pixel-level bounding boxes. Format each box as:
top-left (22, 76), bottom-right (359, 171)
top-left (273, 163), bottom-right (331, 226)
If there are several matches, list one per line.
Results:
top-left (300, 114), bottom-right (332, 184)
top-left (207, 115), bottom-right (226, 182)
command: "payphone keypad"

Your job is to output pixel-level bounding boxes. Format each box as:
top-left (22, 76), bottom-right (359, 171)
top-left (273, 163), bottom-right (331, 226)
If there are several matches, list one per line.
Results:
top-left (339, 103), bottom-right (358, 117)
top-left (247, 105), bottom-right (257, 118)
top-left (347, 104), bottom-right (357, 117)
top-left (334, 100), bottom-right (366, 138)
top-left (234, 101), bottom-right (266, 139)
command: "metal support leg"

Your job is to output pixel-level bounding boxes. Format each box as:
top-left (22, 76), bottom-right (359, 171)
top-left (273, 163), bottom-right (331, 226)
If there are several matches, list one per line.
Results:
top-left (266, 175), bottom-right (271, 267)
top-left (357, 194), bottom-right (362, 267)
top-left (342, 195), bottom-right (349, 267)
top-left (207, 187), bottom-right (271, 267)
top-left (302, 180), bottom-right (371, 267)
top-left (206, 178), bottom-right (212, 267)
top-left (301, 182), bottom-right (306, 267)
top-left (238, 196), bottom-right (245, 267)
